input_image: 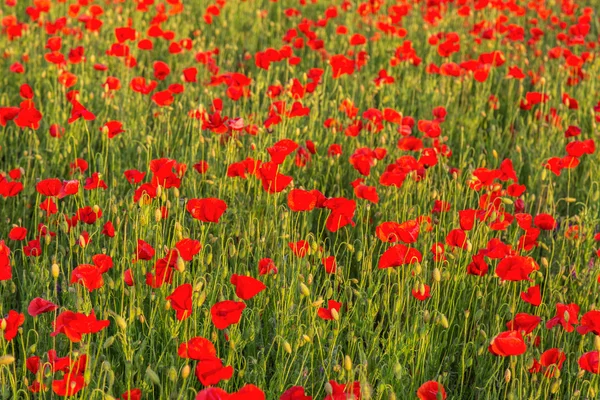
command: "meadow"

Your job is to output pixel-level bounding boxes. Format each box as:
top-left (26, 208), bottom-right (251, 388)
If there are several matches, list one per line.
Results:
top-left (1, 0), bottom-right (600, 398)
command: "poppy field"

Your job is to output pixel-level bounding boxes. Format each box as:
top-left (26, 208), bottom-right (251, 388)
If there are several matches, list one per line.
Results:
top-left (2, 0), bottom-right (600, 399)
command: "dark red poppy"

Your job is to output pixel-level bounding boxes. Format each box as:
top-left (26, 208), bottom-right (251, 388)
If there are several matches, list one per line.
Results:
top-left (27, 297), bottom-right (58, 317)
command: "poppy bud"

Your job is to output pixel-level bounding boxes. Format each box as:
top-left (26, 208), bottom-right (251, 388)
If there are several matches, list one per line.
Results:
top-left (176, 257), bottom-right (185, 273)
top-left (331, 308), bottom-right (340, 321)
top-left (45, 234), bottom-right (51, 245)
top-left (302, 334), bottom-right (312, 344)
top-left (156, 185), bottom-right (163, 198)
top-left (573, 390), bottom-right (580, 397)
top-left (0, 355), bottom-right (15, 366)
top-left (433, 268), bottom-right (441, 282)
top-left (0, 319), bottom-right (6, 331)
top-left (344, 355), bottom-right (352, 371)
top-left (51, 263), bottom-right (60, 278)
top-left (92, 204), bottom-right (100, 214)
top-left (423, 310), bottom-right (431, 323)
top-left (103, 336), bottom-right (115, 349)
top-left (104, 395), bottom-right (116, 400)
top-left (324, 382), bottom-right (333, 395)
top-left (168, 366), bottom-right (177, 382)
top-left (173, 188), bottom-right (180, 198)
top-left (299, 282), bottom-right (310, 297)
top-left (145, 366), bottom-right (161, 385)
top-left (590, 388), bottom-right (596, 398)
top-left (504, 368), bottom-right (511, 383)
top-left (439, 314), bottom-right (449, 329)
top-left (565, 197), bottom-right (576, 203)
top-left (181, 364), bottom-right (191, 379)
top-left (154, 209), bottom-right (162, 222)
top-left (115, 315), bottom-right (127, 330)
top-left (283, 341), bottom-right (292, 354)
top-left (594, 335), bottom-right (600, 352)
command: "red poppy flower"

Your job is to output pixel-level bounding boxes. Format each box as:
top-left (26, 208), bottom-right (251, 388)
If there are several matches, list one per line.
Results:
top-left (178, 337), bottom-right (217, 361)
top-left (577, 310), bottom-right (600, 336)
top-left (417, 381), bottom-right (447, 400)
top-left (288, 240), bottom-right (310, 258)
top-left (0, 241), bottom-right (12, 281)
top-left (520, 285), bottom-right (541, 307)
top-left (579, 351), bottom-right (600, 374)
top-left (71, 264), bottom-right (104, 291)
top-left (187, 198), bottom-right (227, 223)
top-left (52, 372), bottom-right (86, 397)
top-left (317, 300), bottom-right (342, 321)
top-left (229, 384), bottom-right (265, 400)
top-left (174, 238), bottom-right (202, 261)
top-left (230, 274), bottom-right (266, 300)
top-left (322, 256), bottom-right (337, 274)
top-left (8, 227), bottom-right (27, 241)
top-left (258, 258), bottom-right (278, 275)
top-left (122, 389), bottom-right (142, 400)
top-left (195, 359), bottom-right (234, 386)
top-left (530, 348), bottom-right (566, 378)
top-left (211, 301), bottom-right (246, 329)
top-left (506, 313), bottom-right (541, 334)
top-left (28, 297), bottom-right (58, 317)
top-left (546, 303), bottom-right (579, 332)
top-left (412, 284), bottom-right (431, 301)
top-left (533, 213), bottom-right (556, 230)
top-left (376, 220), bottom-right (419, 243)
top-left (1, 310), bottom-right (25, 341)
top-left (324, 380), bottom-right (360, 400)
top-left (167, 283), bottom-right (194, 321)
top-left (496, 255), bottom-right (538, 281)
top-left (36, 178), bottom-right (62, 197)
top-left (378, 244), bottom-right (422, 269)
top-left (488, 330), bottom-right (527, 357)
top-left (323, 197), bottom-right (356, 232)
top-left (51, 310), bottom-right (110, 342)
top-left (288, 189), bottom-right (317, 212)
top-left (135, 239), bottom-right (155, 261)
top-left (280, 386), bottom-right (312, 400)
